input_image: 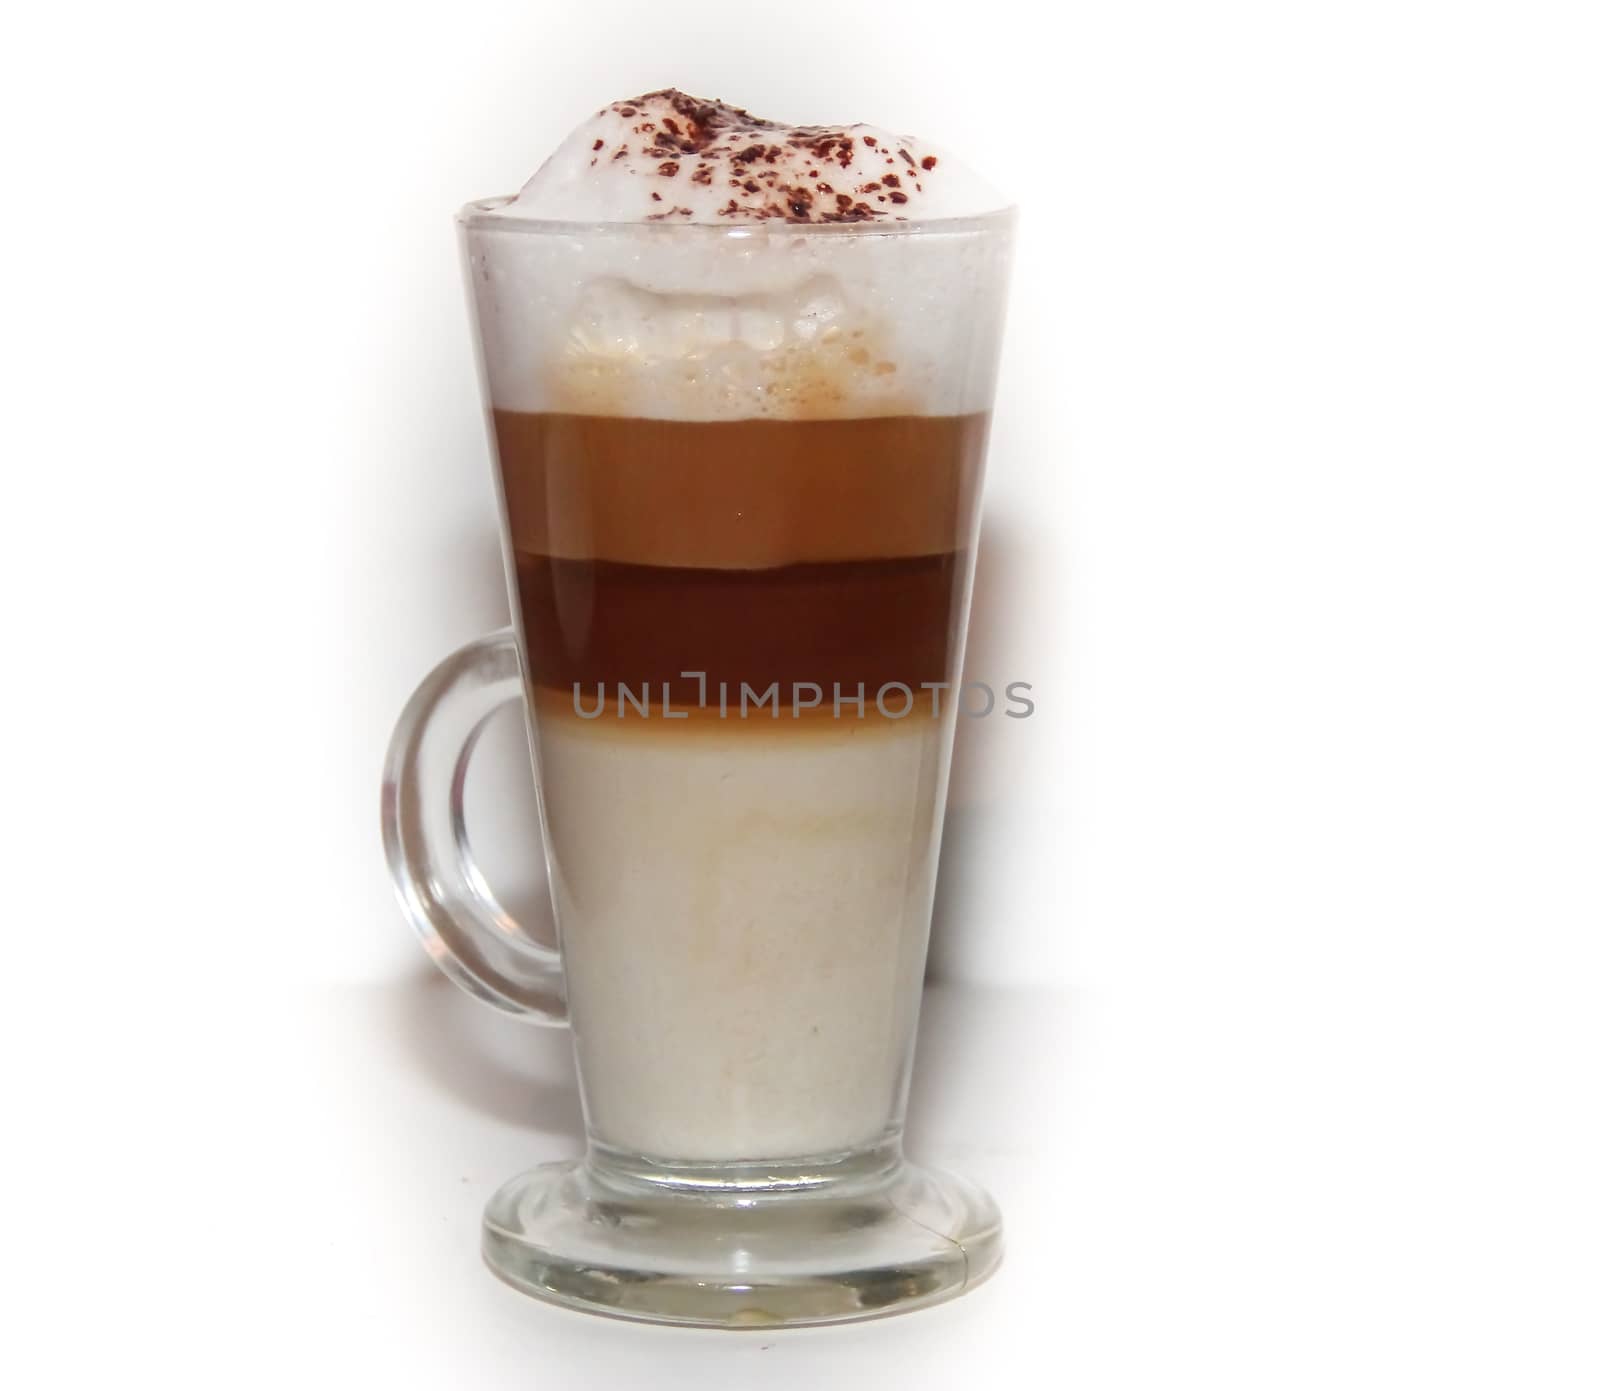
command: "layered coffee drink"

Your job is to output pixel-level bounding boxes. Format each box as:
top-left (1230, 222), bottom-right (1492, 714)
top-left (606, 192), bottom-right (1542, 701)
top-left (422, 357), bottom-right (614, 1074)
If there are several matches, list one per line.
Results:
top-left (466, 91), bottom-right (1012, 1162)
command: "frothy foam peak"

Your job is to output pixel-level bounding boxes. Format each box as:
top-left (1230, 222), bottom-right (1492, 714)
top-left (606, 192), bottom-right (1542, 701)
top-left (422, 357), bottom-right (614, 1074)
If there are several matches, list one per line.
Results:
top-left (499, 89), bottom-right (1006, 225)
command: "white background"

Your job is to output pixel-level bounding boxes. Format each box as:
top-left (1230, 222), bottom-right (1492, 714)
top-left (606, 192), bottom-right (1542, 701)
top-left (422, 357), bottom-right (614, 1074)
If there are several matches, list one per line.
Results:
top-left (5, 0), bottom-right (1598, 1385)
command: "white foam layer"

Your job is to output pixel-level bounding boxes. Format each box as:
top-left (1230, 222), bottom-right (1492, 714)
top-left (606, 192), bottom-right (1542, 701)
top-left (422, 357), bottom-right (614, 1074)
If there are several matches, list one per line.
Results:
top-left (535, 717), bottom-right (950, 1160)
top-left (500, 90), bottom-right (1006, 226)
top-left (463, 91), bottom-right (1013, 421)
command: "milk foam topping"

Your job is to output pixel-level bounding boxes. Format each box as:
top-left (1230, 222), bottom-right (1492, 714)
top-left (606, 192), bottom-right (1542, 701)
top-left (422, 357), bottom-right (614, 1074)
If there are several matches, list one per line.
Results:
top-left (465, 91), bottom-right (1013, 420)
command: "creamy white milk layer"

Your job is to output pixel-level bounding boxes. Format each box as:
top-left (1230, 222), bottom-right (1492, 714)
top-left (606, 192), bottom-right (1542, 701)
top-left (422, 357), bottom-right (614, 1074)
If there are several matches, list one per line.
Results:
top-left (534, 715), bottom-right (953, 1161)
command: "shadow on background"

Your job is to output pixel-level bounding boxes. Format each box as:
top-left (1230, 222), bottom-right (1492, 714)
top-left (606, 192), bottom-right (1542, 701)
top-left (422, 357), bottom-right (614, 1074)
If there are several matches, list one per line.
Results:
top-left (928, 511), bottom-right (1025, 982)
top-left (382, 964), bottom-right (585, 1141)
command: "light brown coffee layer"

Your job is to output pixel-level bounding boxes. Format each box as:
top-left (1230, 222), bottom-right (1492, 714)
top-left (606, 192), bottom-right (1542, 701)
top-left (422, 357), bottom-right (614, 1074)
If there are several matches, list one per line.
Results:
top-left (495, 410), bottom-right (987, 570)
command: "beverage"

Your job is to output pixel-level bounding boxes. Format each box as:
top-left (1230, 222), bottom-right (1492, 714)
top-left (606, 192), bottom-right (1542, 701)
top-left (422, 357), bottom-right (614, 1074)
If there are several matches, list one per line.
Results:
top-left (385, 88), bottom-right (1016, 1323)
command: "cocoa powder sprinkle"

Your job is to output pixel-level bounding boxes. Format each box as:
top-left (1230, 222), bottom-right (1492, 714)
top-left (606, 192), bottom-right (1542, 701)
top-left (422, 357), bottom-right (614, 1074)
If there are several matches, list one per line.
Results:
top-left (575, 90), bottom-right (975, 224)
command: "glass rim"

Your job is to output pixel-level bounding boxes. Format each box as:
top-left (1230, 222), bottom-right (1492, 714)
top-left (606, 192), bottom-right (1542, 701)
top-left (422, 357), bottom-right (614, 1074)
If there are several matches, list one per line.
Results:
top-left (457, 195), bottom-right (1018, 239)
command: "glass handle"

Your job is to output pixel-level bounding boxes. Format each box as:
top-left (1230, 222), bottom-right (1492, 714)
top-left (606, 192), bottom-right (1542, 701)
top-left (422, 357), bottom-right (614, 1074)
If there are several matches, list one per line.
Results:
top-left (381, 628), bottom-right (568, 1025)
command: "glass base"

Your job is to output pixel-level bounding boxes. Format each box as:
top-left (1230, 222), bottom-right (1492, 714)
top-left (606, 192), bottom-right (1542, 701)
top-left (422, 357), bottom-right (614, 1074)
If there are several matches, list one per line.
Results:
top-left (481, 1147), bottom-right (1002, 1328)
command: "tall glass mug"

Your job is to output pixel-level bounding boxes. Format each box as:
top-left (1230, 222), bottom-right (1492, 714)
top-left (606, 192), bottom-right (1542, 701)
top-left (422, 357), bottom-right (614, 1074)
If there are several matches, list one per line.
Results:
top-left (382, 199), bottom-right (1015, 1327)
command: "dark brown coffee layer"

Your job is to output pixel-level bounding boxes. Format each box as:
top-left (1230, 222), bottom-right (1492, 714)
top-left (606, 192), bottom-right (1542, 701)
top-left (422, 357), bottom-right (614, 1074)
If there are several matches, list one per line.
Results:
top-left (495, 410), bottom-right (987, 569)
top-left (515, 552), bottom-right (969, 699)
